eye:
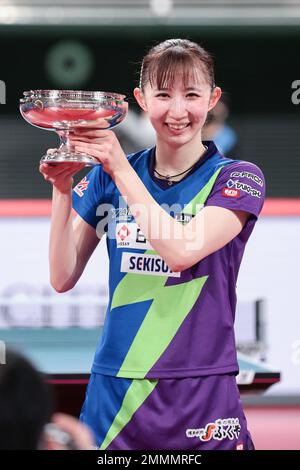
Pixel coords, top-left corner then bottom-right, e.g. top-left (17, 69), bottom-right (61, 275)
top-left (155, 92), bottom-right (170, 98)
top-left (186, 92), bottom-right (201, 98)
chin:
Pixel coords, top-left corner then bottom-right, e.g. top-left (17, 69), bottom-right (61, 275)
top-left (165, 137), bottom-right (193, 148)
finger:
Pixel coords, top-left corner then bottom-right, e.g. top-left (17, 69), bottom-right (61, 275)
top-left (40, 162), bottom-right (85, 177)
top-left (39, 163), bottom-right (57, 174)
top-left (40, 163), bottom-right (72, 176)
top-left (75, 144), bottom-right (103, 154)
top-left (73, 129), bottom-right (114, 138)
top-left (74, 142), bottom-right (106, 151)
top-left (71, 137), bottom-right (110, 146)
top-left (41, 162), bottom-right (84, 170)
top-left (58, 164), bottom-right (86, 177)
top-left (52, 165), bottom-right (85, 178)
top-left (65, 163), bottom-right (86, 175)
top-left (51, 413), bottom-right (95, 450)
top-left (75, 145), bottom-right (102, 163)
top-left (70, 135), bottom-right (99, 142)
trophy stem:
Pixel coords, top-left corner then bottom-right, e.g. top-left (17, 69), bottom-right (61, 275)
top-left (40, 128), bottom-right (99, 165)
top-left (57, 129), bottom-right (74, 154)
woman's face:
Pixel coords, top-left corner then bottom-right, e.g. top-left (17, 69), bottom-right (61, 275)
top-left (134, 69), bottom-right (221, 149)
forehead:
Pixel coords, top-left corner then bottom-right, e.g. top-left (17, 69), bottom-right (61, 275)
top-left (148, 62), bottom-right (209, 90)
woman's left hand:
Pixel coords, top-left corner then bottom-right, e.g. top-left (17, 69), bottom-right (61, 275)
top-left (70, 129), bottom-right (130, 179)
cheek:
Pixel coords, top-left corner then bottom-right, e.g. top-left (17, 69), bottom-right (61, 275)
top-left (190, 104), bottom-right (209, 124)
top-left (196, 111), bottom-right (208, 124)
top-left (148, 104), bottom-right (167, 124)
top-left (148, 116), bottom-right (161, 133)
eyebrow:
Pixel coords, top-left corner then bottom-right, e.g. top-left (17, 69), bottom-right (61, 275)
top-left (185, 87), bottom-right (202, 92)
top-left (154, 87), bottom-right (203, 91)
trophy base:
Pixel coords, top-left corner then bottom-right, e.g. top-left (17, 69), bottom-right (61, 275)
top-left (40, 151), bottom-right (100, 166)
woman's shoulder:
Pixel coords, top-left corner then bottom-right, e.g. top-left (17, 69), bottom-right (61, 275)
top-left (218, 157), bottom-right (265, 183)
top-left (127, 147), bottom-right (154, 164)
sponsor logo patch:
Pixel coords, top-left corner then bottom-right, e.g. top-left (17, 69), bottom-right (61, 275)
top-left (117, 224), bottom-right (131, 242)
top-left (230, 171), bottom-right (264, 187)
top-left (175, 213), bottom-right (194, 224)
top-left (222, 187), bottom-right (240, 198)
top-left (225, 179), bottom-right (261, 198)
top-left (186, 418), bottom-right (241, 442)
top-left (226, 179), bottom-right (237, 189)
top-left (111, 207), bottom-right (133, 221)
top-left (73, 176), bottom-right (89, 197)
top-left (121, 252), bottom-right (180, 277)
top-left (116, 223), bottom-right (153, 249)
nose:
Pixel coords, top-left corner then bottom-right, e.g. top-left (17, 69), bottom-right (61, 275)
top-left (168, 96), bottom-right (188, 120)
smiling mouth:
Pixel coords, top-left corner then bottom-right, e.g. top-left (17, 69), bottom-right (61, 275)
top-left (165, 123), bottom-right (190, 130)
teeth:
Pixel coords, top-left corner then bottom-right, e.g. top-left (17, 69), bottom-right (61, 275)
top-left (167, 123), bottom-right (189, 130)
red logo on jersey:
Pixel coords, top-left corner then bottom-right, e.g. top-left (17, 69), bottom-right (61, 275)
top-left (74, 176), bottom-right (89, 197)
top-left (222, 188), bottom-right (240, 198)
top-left (117, 225), bottom-right (130, 241)
top-left (201, 424), bottom-right (217, 441)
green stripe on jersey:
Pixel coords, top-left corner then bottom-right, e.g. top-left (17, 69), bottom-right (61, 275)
top-left (100, 378), bottom-right (158, 450)
top-left (112, 274), bottom-right (208, 378)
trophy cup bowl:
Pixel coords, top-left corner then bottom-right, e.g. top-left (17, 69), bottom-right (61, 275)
top-left (20, 90), bottom-right (128, 165)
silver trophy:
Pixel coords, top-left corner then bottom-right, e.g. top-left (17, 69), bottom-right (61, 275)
top-left (20, 89), bottom-right (128, 165)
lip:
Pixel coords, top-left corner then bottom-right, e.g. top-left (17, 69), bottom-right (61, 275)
top-left (165, 123), bottom-right (190, 133)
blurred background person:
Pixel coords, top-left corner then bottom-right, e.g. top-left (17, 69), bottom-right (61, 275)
top-left (202, 95), bottom-right (237, 155)
top-left (0, 349), bottom-right (95, 450)
top-left (0, 349), bottom-right (52, 450)
top-left (115, 108), bottom-right (156, 154)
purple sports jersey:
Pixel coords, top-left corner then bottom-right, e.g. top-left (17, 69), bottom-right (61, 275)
top-left (80, 372), bottom-right (255, 450)
top-left (72, 141), bottom-right (266, 379)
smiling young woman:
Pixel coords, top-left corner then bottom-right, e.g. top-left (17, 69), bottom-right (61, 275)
top-left (39, 38), bottom-right (265, 450)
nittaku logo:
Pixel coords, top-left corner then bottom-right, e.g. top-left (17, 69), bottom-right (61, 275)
top-left (74, 176), bottom-right (89, 197)
top-left (186, 418), bottom-right (241, 442)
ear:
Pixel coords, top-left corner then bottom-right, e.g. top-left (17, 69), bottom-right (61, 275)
top-left (208, 87), bottom-right (222, 112)
top-left (133, 87), bottom-right (148, 112)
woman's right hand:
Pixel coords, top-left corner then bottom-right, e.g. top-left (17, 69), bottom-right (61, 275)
top-left (39, 150), bottom-right (86, 193)
top-left (43, 412), bottom-right (96, 450)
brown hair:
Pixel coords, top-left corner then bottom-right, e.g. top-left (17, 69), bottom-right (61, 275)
top-left (139, 38), bottom-right (215, 92)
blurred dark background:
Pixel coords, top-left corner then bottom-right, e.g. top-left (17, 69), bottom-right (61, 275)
top-left (0, 21), bottom-right (299, 197)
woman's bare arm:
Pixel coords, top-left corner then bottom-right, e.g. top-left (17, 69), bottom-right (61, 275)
top-left (40, 162), bottom-right (101, 292)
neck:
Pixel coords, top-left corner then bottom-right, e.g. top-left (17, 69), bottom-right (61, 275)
top-left (155, 136), bottom-right (207, 175)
